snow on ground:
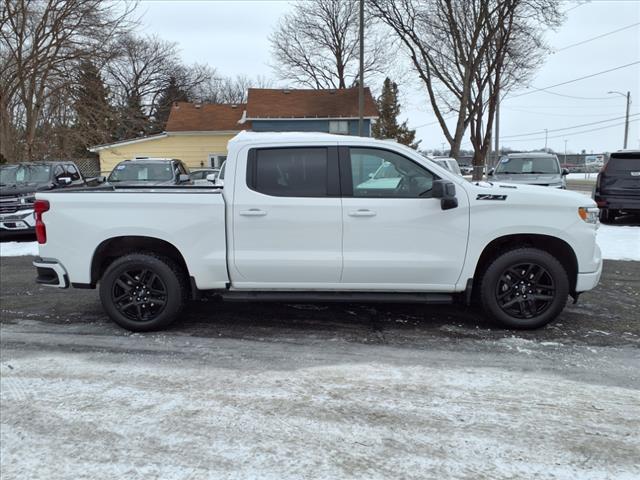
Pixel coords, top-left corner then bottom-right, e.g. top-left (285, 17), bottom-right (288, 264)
top-left (567, 172), bottom-right (597, 181)
top-left (1, 349), bottom-right (639, 480)
top-left (0, 241), bottom-right (38, 257)
top-left (597, 225), bottom-right (640, 261)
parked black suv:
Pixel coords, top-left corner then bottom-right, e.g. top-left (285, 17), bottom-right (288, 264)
top-left (0, 161), bottom-right (94, 236)
top-left (594, 150), bottom-right (640, 223)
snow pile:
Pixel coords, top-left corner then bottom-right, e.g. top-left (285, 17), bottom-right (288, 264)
top-left (597, 225), bottom-right (640, 261)
top-left (0, 241), bottom-right (38, 257)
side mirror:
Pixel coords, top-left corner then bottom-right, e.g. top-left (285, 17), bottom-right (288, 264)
top-left (206, 173), bottom-right (217, 183)
top-left (561, 168), bottom-right (569, 176)
top-left (368, 172), bottom-right (375, 179)
top-left (97, 175), bottom-right (106, 183)
top-left (57, 176), bottom-right (72, 185)
top-left (488, 168), bottom-right (494, 176)
top-left (431, 179), bottom-right (458, 210)
top-left (178, 174), bottom-right (191, 183)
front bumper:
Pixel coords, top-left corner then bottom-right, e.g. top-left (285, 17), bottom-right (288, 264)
top-left (575, 251), bottom-right (603, 293)
top-left (33, 257), bottom-right (69, 288)
top-left (0, 208), bottom-right (36, 232)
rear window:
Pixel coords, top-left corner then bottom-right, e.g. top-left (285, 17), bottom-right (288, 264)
top-left (606, 153), bottom-right (640, 172)
top-left (248, 148), bottom-right (328, 197)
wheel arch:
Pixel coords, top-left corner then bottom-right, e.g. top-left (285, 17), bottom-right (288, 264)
top-left (473, 234), bottom-right (578, 293)
top-left (90, 236), bottom-right (190, 289)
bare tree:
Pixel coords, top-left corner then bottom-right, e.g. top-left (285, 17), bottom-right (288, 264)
top-left (270, 0), bottom-right (387, 89)
top-left (369, 0), bottom-right (561, 178)
top-left (0, 0), bottom-right (134, 161)
top-left (194, 74), bottom-right (274, 104)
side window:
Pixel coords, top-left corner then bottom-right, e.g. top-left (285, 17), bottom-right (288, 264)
top-left (65, 164), bottom-right (80, 181)
top-left (248, 148), bottom-right (328, 197)
top-left (178, 161), bottom-right (189, 175)
top-left (53, 164), bottom-right (65, 180)
top-left (349, 148), bottom-right (436, 198)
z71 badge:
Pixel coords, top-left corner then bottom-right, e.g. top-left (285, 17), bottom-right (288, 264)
top-left (477, 194), bottom-right (507, 201)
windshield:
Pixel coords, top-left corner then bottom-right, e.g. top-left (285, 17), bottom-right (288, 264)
top-left (495, 156), bottom-right (559, 174)
top-left (108, 162), bottom-right (175, 182)
top-left (0, 164), bottom-right (51, 185)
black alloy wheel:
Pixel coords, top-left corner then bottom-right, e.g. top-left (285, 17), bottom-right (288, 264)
top-left (99, 253), bottom-right (186, 332)
top-left (111, 268), bottom-right (168, 322)
top-left (479, 248), bottom-right (569, 329)
top-left (495, 262), bottom-right (555, 319)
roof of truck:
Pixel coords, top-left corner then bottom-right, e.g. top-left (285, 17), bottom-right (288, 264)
top-left (229, 130), bottom-right (389, 145)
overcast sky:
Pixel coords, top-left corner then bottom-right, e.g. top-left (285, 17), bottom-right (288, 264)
top-left (139, 0), bottom-right (640, 153)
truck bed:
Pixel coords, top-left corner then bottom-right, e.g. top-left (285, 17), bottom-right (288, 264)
top-left (37, 187), bottom-right (228, 290)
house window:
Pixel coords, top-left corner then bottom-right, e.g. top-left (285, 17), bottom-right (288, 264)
top-left (208, 154), bottom-right (227, 168)
top-left (329, 120), bottom-right (349, 135)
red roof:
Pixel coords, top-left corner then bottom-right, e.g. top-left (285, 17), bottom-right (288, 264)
top-left (165, 103), bottom-right (247, 132)
top-left (245, 88), bottom-right (378, 119)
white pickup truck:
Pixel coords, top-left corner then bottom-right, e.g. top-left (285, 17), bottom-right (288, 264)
top-left (32, 132), bottom-right (602, 331)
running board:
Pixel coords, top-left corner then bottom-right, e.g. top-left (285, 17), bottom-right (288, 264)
top-left (219, 291), bottom-right (454, 304)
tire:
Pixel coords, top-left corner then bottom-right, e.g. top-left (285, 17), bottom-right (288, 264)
top-left (99, 252), bottom-right (187, 332)
top-left (599, 208), bottom-right (617, 224)
top-left (479, 248), bottom-right (569, 329)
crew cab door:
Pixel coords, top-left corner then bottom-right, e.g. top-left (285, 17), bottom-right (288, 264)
top-left (339, 146), bottom-right (469, 290)
top-left (231, 145), bottom-right (342, 287)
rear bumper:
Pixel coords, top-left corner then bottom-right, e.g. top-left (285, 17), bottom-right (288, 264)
top-left (33, 257), bottom-right (69, 289)
top-left (594, 194), bottom-right (640, 211)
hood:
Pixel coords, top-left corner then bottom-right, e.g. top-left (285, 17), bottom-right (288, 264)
top-left (468, 181), bottom-right (593, 208)
top-left (0, 182), bottom-right (54, 196)
top-left (491, 173), bottom-right (562, 185)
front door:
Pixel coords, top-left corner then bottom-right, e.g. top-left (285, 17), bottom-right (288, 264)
top-left (340, 147), bottom-right (469, 290)
top-left (231, 146), bottom-right (343, 287)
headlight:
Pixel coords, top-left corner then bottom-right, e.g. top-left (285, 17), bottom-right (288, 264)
top-left (19, 195), bottom-right (36, 205)
top-left (578, 207), bottom-right (599, 224)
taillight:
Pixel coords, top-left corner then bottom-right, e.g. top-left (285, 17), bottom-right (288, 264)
top-left (34, 199), bottom-right (49, 244)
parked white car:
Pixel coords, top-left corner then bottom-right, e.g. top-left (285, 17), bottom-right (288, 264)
top-left (32, 131), bottom-right (601, 332)
top-left (432, 157), bottom-right (462, 176)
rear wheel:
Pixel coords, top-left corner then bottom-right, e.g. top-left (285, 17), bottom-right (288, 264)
top-left (99, 253), bottom-right (187, 332)
top-left (479, 248), bottom-right (569, 329)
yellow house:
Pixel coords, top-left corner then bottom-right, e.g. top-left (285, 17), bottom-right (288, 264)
top-left (90, 103), bottom-right (248, 174)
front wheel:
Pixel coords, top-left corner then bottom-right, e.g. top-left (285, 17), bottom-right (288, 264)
top-left (479, 248), bottom-right (569, 329)
top-left (99, 253), bottom-right (187, 332)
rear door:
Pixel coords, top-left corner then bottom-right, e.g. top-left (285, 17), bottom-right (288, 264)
top-left (231, 145), bottom-right (343, 287)
top-left (600, 152), bottom-right (640, 196)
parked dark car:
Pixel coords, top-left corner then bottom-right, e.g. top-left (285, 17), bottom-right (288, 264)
top-left (107, 158), bottom-right (192, 186)
top-left (0, 161), bottom-right (91, 236)
top-left (594, 150), bottom-right (640, 223)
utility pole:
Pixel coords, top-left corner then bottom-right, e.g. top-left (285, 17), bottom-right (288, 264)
top-left (494, 95), bottom-right (500, 157)
top-left (544, 129), bottom-right (548, 151)
top-left (564, 139), bottom-right (568, 165)
top-left (358, 0), bottom-right (364, 137)
top-left (608, 90), bottom-right (631, 149)
top-left (624, 91), bottom-right (630, 149)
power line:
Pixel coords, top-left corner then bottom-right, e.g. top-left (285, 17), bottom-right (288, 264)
top-left (501, 113), bottom-right (639, 139)
top-left (554, 22), bottom-right (639, 52)
top-left (503, 119), bottom-right (638, 143)
top-left (501, 106), bottom-right (636, 118)
top-left (509, 61), bottom-right (640, 99)
top-left (563, 1), bottom-right (590, 14)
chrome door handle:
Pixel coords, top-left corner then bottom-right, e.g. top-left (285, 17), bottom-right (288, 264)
top-left (239, 209), bottom-right (267, 217)
top-left (348, 209), bottom-right (376, 217)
